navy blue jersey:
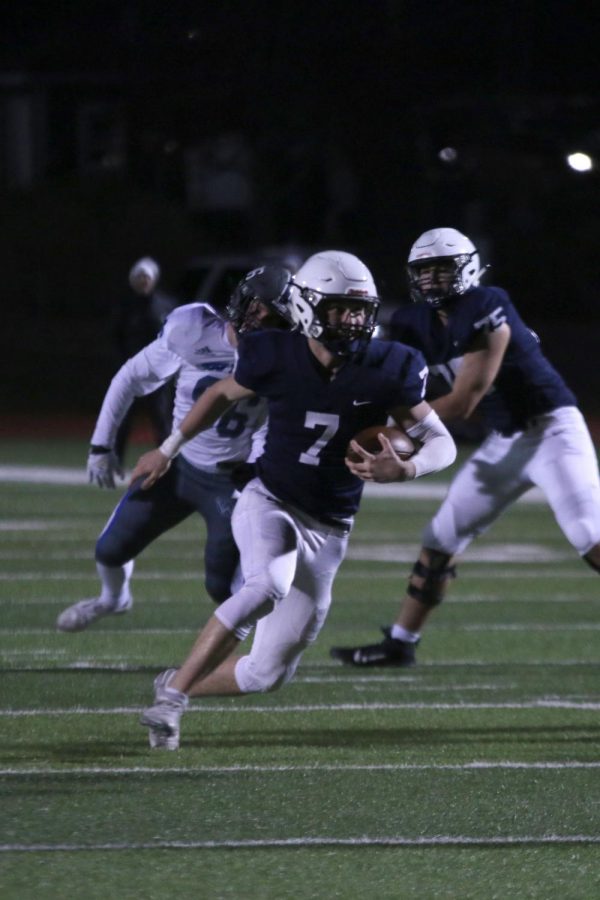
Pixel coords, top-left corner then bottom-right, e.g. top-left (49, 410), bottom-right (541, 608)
top-left (234, 330), bottom-right (428, 520)
top-left (389, 285), bottom-right (576, 435)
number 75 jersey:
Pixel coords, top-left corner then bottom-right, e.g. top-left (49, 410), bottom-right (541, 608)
top-left (92, 302), bottom-right (267, 470)
top-left (389, 284), bottom-right (576, 435)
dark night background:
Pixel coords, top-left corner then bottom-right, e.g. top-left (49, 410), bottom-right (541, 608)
top-left (1, 1), bottom-right (600, 425)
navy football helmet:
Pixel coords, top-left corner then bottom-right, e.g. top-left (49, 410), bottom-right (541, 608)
top-left (226, 265), bottom-right (295, 334)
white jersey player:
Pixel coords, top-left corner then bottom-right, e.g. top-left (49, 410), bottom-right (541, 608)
top-left (56, 266), bottom-right (295, 635)
top-left (92, 302), bottom-right (268, 473)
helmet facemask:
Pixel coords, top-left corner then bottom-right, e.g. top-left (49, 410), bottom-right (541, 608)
top-left (226, 266), bottom-right (295, 335)
top-left (407, 255), bottom-right (476, 307)
top-left (227, 296), bottom-right (291, 334)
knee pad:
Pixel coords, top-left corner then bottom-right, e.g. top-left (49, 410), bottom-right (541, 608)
top-left (234, 652), bottom-right (301, 694)
top-left (406, 557), bottom-right (457, 608)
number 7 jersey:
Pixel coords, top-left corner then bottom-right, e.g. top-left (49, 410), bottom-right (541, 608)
top-left (234, 330), bottom-right (428, 521)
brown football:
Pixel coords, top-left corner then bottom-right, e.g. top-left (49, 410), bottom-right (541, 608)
top-left (347, 424), bottom-right (416, 461)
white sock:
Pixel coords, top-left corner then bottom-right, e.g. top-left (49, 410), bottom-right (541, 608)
top-left (390, 624), bottom-right (420, 643)
top-left (97, 560), bottom-right (134, 608)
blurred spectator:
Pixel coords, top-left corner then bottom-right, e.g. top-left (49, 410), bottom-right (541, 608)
top-left (113, 257), bottom-right (177, 463)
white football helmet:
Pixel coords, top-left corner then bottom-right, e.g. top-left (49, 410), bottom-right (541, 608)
top-left (407, 227), bottom-right (485, 306)
top-left (290, 250), bottom-right (380, 356)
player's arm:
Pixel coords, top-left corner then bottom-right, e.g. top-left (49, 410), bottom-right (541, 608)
top-left (130, 375), bottom-right (256, 489)
top-left (88, 341), bottom-right (180, 489)
top-left (347, 400), bottom-right (456, 483)
top-left (431, 324), bottom-right (510, 422)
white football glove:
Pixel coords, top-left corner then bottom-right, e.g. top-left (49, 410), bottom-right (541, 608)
top-left (87, 446), bottom-right (124, 489)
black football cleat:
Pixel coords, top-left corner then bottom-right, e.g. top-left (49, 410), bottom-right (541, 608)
top-left (330, 626), bottom-right (418, 667)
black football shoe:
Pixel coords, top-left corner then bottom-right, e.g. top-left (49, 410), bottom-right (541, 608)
top-left (330, 626), bottom-right (418, 667)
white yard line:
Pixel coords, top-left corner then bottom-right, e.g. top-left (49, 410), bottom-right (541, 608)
top-left (2, 699), bottom-right (600, 717)
top-left (0, 548), bottom-right (568, 563)
top-left (0, 572), bottom-right (207, 581)
top-left (0, 463), bottom-right (548, 503)
top-left (1, 834), bottom-right (599, 852)
top-left (1, 587), bottom-right (596, 606)
top-left (2, 761), bottom-right (600, 776)
top-left (3, 622), bottom-right (600, 635)
top-left (0, 556), bottom-right (592, 583)
top-left (1, 655), bottom-right (596, 668)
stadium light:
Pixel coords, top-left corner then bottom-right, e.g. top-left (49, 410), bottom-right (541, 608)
top-left (438, 147), bottom-right (458, 163)
top-left (566, 152), bottom-right (593, 172)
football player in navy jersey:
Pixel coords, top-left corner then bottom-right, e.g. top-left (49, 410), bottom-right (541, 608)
top-left (132, 250), bottom-right (456, 749)
top-left (330, 227), bottom-right (600, 667)
top-left (56, 266), bottom-right (294, 646)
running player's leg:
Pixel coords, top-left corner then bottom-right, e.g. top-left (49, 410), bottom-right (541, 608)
top-left (231, 516), bottom-right (348, 694)
top-left (331, 431), bottom-right (533, 665)
top-left (529, 407), bottom-right (600, 568)
top-left (139, 480), bottom-right (301, 740)
top-left (57, 462), bottom-right (193, 631)
top-left (175, 458), bottom-right (240, 604)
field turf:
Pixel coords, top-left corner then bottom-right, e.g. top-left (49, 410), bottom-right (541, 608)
top-left (1, 438), bottom-right (599, 898)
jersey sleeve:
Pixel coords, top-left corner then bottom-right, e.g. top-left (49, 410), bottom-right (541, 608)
top-left (383, 342), bottom-right (429, 409)
top-left (471, 286), bottom-right (512, 333)
top-left (399, 345), bottom-right (429, 406)
top-left (90, 337), bottom-right (180, 448)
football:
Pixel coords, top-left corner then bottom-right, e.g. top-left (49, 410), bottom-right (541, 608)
top-left (347, 424), bottom-right (416, 461)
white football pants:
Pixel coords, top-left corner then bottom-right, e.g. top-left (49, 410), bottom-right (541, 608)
top-left (214, 478), bottom-right (351, 693)
top-left (424, 406), bottom-right (600, 557)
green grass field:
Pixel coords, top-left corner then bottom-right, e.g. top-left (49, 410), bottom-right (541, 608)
top-left (1, 438), bottom-right (599, 899)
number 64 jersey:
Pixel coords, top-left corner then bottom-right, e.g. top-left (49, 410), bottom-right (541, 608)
top-left (91, 303), bottom-right (267, 469)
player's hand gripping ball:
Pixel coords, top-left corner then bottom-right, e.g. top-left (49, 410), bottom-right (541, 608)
top-left (346, 424), bottom-right (415, 462)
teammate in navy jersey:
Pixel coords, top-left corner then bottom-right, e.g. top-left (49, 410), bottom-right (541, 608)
top-left (330, 227), bottom-right (600, 667)
top-left (56, 266), bottom-right (294, 647)
top-left (132, 250), bottom-right (456, 749)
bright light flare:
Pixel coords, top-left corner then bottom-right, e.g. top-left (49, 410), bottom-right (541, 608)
top-left (438, 147), bottom-right (458, 163)
top-left (566, 152), bottom-right (593, 172)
